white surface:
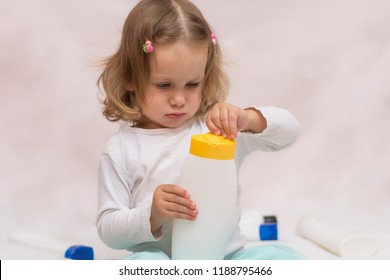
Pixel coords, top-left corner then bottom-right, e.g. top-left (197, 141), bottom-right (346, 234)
top-left (1, 0), bottom-right (390, 259)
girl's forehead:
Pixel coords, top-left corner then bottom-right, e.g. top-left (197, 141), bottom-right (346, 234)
top-left (153, 40), bottom-right (208, 60)
top-left (150, 41), bottom-right (208, 81)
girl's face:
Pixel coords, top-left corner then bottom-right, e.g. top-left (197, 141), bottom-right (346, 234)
top-left (139, 41), bottom-right (208, 129)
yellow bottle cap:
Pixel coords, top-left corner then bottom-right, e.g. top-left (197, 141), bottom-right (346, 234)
top-left (190, 132), bottom-right (236, 160)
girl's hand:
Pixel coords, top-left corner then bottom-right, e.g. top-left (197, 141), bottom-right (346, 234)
top-left (150, 184), bottom-right (198, 235)
top-left (206, 103), bottom-right (246, 139)
top-left (206, 103), bottom-right (267, 139)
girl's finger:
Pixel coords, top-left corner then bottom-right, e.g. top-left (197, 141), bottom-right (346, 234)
top-left (218, 105), bottom-right (230, 138)
top-left (165, 201), bottom-right (198, 216)
top-left (205, 112), bottom-right (220, 135)
top-left (209, 107), bottom-right (224, 132)
top-left (159, 184), bottom-right (190, 198)
top-left (159, 201), bottom-right (198, 221)
top-left (227, 109), bottom-right (238, 139)
top-left (164, 192), bottom-right (196, 210)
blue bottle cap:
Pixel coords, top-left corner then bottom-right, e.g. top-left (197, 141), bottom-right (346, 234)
top-left (259, 223), bottom-right (278, 241)
top-left (65, 245), bottom-right (94, 260)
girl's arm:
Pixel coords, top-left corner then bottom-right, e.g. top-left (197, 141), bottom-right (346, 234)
top-left (236, 106), bottom-right (300, 158)
top-left (97, 154), bottom-right (198, 249)
top-left (97, 154), bottom-right (153, 250)
top-left (206, 103), bottom-right (300, 151)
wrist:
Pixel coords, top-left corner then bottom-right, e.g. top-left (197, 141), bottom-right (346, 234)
top-left (244, 107), bottom-right (267, 133)
top-left (150, 215), bottom-right (162, 235)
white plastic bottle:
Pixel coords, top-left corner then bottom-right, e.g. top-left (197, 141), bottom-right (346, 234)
top-left (171, 132), bottom-right (237, 260)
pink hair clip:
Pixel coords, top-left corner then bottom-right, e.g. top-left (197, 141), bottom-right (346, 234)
top-left (143, 39), bottom-right (154, 54)
top-left (211, 33), bottom-right (217, 45)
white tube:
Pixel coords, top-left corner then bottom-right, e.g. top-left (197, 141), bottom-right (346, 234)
top-left (296, 217), bottom-right (377, 258)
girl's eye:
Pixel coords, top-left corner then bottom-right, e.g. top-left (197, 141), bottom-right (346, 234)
top-left (156, 83), bottom-right (171, 89)
top-left (186, 82), bottom-right (200, 88)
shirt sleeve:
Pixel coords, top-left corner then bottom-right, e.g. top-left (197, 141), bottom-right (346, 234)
top-left (235, 106), bottom-right (300, 161)
top-left (96, 151), bottom-right (158, 250)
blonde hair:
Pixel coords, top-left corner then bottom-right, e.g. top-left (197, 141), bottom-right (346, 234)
top-left (97, 0), bottom-right (229, 125)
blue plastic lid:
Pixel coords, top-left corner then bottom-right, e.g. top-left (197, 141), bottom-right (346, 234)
top-left (65, 245), bottom-right (94, 260)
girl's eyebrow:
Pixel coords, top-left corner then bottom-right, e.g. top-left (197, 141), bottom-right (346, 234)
top-left (151, 75), bottom-right (205, 82)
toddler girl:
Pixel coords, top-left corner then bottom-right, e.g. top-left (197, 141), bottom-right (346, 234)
top-left (97, 0), bottom-right (305, 260)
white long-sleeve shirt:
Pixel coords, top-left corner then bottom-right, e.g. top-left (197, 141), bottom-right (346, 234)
top-left (97, 106), bottom-right (299, 257)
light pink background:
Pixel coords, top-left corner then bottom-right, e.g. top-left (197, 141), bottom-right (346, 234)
top-left (1, 0), bottom-right (389, 259)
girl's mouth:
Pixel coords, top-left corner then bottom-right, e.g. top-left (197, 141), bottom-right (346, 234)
top-left (165, 113), bottom-right (186, 119)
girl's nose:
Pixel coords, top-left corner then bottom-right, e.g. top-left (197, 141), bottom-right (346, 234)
top-left (169, 90), bottom-right (185, 107)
